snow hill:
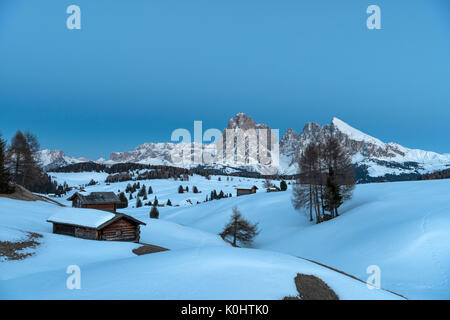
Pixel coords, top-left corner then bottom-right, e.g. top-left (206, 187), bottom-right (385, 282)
top-left (2, 172), bottom-right (450, 299)
top-left (0, 188), bottom-right (396, 300)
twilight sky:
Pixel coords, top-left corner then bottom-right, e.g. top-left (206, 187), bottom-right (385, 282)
top-left (1, 0), bottom-right (449, 159)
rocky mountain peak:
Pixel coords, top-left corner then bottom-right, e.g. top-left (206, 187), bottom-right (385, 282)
top-left (227, 113), bottom-right (269, 130)
top-left (280, 128), bottom-right (300, 157)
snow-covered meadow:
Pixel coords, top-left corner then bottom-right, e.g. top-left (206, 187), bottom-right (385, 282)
top-left (1, 171), bottom-right (450, 299)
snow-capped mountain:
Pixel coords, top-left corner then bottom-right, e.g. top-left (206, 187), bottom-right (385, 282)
top-left (280, 117), bottom-right (450, 179)
top-left (39, 114), bottom-right (450, 181)
top-left (37, 150), bottom-right (88, 171)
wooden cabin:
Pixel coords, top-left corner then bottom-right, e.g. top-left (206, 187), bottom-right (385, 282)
top-left (47, 211), bottom-right (146, 242)
top-left (236, 185), bottom-right (258, 197)
top-left (67, 192), bottom-right (121, 212)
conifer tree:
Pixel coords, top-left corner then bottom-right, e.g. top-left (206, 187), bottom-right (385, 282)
top-left (150, 205), bottom-right (159, 219)
top-left (118, 192), bottom-right (128, 209)
top-left (219, 206), bottom-right (259, 247)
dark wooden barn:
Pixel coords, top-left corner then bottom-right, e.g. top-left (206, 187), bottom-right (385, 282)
top-left (236, 185), bottom-right (258, 197)
top-left (47, 211), bottom-right (146, 242)
top-left (67, 192), bottom-right (121, 212)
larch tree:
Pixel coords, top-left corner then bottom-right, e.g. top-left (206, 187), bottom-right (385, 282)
top-left (0, 134), bottom-right (13, 194)
top-left (219, 206), bottom-right (259, 247)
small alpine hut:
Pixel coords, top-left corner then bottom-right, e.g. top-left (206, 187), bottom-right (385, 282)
top-left (236, 185), bottom-right (258, 197)
top-left (67, 192), bottom-right (121, 212)
top-left (47, 210), bottom-right (146, 242)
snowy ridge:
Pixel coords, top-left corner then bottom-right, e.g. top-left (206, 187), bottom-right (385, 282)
top-left (331, 117), bottom-right (385, 147)
top-left (38, 114), bottom-right (450, 179)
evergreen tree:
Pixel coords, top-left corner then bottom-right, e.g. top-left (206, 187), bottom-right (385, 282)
top-left (193, 186), bottom-right (199, 193)
top-left (129, 192), bottom-right (133, 200)
top-left (280, 180), bottom-right (287, 191)
top-left (178, 185), bottom-right (184, 193)
top-left (118, 192), bottom-right (128, 209)
top-left (153, 196), bottom-right (158, 206)
top-left (136, 197), bottom-right (142, 208)
top-left (166, 199), bottom-right (172, 206)
top-left (148, 186), bottom-right (153, 194)
top-left (219, 206), bottom-right (259, 247)
top-left (150, 205), bottom-right (159, 219)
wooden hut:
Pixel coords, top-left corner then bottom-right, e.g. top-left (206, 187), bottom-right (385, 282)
top-left (67, 192), bottom-right (121, 212)
top-left (236, 185), bottom-right (258, 197)
top-left (47, 210), bottom-right (146, 242)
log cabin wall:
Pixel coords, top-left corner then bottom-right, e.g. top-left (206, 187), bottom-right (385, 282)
top-left (54, 223), bottom-right (75, 237)
top-left (85, 203), bottom-right (116, 212)
top-left (237, 189), bottom-right (253, 196)
top-left (100, 218), bottom-right (139, 242)
top-left (74, 226), bottom-right (98, 240)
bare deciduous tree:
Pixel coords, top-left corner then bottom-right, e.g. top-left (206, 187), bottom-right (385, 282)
top-left (292, 136), bottom-right (354, 223)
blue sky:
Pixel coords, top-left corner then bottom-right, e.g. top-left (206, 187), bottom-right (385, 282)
top-left (1, 0), bottom-right (449, 159)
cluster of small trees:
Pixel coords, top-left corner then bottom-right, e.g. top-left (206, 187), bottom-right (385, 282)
top-left (207, 189), bottom-right (232, 201)
top-left (178, 185), bottom-right (200, 194)
top-left (292, 136), bottom-right (355, 224)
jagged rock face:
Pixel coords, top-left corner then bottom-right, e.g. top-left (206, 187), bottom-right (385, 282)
top-left (110, 143), bottom-right (175, 163)
top-left (290, 119), bottom-right (407, 162)
top-left (219, 113), bottom-right (278, 174)
top-left (39, 114), bottom-right (450, 179)
top-left (38, 150), bottom-right (87, 171)
top-left (226, 113), bottom-right (270, 131)
top-left (280, 128), bottom-right (300, 157)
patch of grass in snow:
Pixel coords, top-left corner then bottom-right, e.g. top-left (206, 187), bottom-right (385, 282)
top-left (0, 232), bottom-right (42, 261)
top-left (283, 273), bottom-right (339, 300)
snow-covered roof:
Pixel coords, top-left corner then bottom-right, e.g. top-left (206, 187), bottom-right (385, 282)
top-left (47, 209), bottom-right (116, 229)
top-left (67, 192), bottom-right (121, 205)
top-left (47, 209), bottom-right (146, 229)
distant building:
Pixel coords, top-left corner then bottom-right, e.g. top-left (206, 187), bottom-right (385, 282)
top-left (236, 186), bottom-right (258, 197)
top-left (47, 210), bottom-right (146, 242)
top-left (67, 192), bottom-right (121, 212)
top-left (266, 186), bottom-right (281, 192)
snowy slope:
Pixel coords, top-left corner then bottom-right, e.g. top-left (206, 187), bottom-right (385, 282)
top-left (0, 196), bottom-right (400, 299)
top-left (1, 246), bottom-right (398, 300)
top-left (159, 179), bottom-right (450, 299)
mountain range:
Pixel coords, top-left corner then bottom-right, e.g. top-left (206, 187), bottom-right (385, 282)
top-left (39, 114), bottom-right (450, 181)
